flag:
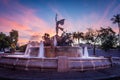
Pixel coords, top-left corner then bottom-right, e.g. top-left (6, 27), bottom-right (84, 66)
top-left (57, 19), bottom-right (65, 25)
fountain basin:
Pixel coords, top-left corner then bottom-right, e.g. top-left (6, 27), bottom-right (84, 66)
top-left (0, 55), bottom-right (111, 72)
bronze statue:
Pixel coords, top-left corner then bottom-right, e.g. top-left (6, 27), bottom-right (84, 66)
top-left (55, 14), bottom-right (65, 35)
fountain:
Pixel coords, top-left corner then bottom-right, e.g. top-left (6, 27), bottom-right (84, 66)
top-left (24, 43), bottom-right (31, 57)
top-left (83, 47), bottom-right (89, 58)
top-left (38, 41), bottom-right (44, 58)
top-left (0, 14), bottom-right (111, 72)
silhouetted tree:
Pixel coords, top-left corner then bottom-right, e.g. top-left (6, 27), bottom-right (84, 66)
top-left (98, 27), bottom-right (117, 51)
top-left (42, 33), bottom-right (51, 46)
top-left (73, 32), bottom-right (78, 42)
top-left (72, 32), bottom-right (84, 44)
top-left (92, 30), bottom-right (99, 55)
top-left (19, 44), bottom-right (27, 52)
top-left (10, 30), bottom-right (18, 45)
top-left (77, 32), bottom-right (84, 44)
top-left (111, 14), bottom-right (120, 46)
top-left (84, 28), bottom-right (99, 55)
top-left (9, 30), bottom-right (18, 53)
top-left (0, 32), bottom-right (11, 52)
top-left (58, 32), bottom-right (73, 46)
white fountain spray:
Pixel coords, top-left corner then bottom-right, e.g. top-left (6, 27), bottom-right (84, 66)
top-left (24, 43), bottom-right (31, 57)
top-left (54, 36), bottom-right (57, 46)
top-left (80, 47), bottom-right (83, 57)
top-left (38, 41), bottom-right (44, 58)
top-left (83, 46), bottom-right (89, 58)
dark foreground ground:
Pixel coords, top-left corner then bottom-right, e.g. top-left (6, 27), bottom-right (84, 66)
top-left (0, 64), bottom-right (120, 80)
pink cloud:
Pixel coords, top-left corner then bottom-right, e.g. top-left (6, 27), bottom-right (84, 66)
top-left (18, 38), bottom-right (29, 45)
top-left (0, 0), bottom-right (119, 45)
top-left (0, 2), bottom-right (56, 44)
top-left (0, 18), bottom-right (31, 32)
top-left (1, 0), bottom-right (10, 5)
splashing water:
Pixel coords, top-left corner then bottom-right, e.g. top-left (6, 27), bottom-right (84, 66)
top-left (24, 43), bottom-right (31, 57)
top-left (78, 47), bottom-right (83, 57)
top-left (80, 47), bottom-right (84, 57)
top-left (38, 41), bottom-right (44, 58)
top-left (83, 46), bottom-right (89, 58)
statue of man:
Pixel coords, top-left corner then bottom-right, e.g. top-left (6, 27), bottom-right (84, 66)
top-left (55, 14), bottom-right (65, 35)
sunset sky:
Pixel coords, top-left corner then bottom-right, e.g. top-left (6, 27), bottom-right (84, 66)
top-left (0, 0), bottom-right (120, 45)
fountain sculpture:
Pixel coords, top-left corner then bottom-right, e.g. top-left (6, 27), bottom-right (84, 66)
top-left (0, 14), bottom-right (111, 72)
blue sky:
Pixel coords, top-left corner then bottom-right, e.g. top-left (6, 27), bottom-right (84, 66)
top-left (0, 0), bottom-right (120, 44)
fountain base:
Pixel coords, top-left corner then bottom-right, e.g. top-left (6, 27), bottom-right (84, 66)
top-left (0, 55), bottom-right (111, 72)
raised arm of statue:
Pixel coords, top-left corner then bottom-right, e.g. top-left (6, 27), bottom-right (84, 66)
top-left (55, 14), bottom-right (65, 35)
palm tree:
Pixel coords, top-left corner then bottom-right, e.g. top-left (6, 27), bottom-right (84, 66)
top-left (111, 14), bottom-right (120, 45)
top-left (77, 32), bottom-right (84, 44)
top-left (73, 32), bottom-right (78, 43)
top-left (72, 32), bottom-right (84, 44)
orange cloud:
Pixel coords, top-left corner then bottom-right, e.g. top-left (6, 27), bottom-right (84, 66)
top-left (18, 38), bottom-right (29, 46)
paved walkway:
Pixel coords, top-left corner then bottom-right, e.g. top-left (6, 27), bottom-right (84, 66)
top-left (0, 64), bottom-right (120, 80)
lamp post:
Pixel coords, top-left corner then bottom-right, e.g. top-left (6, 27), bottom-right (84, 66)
top-left (93, 36), bottom-right (96, 56)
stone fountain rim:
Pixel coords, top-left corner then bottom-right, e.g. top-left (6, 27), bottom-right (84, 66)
top-left (29, 46), bottom-right (82, 49)
top-left (2, 55), bottom-right (109, 60)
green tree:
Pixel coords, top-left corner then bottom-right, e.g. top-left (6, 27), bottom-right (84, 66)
top-left (9, 30), bottom-right (18, 53)
top-left (9, 29), bottom-right (18, 45)
top-left (111, 14), bottom-right (120, 46)
top-left (98, 27), bottom-right (117, 51)
top-left (0, 32), bottom-right (10, 52)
